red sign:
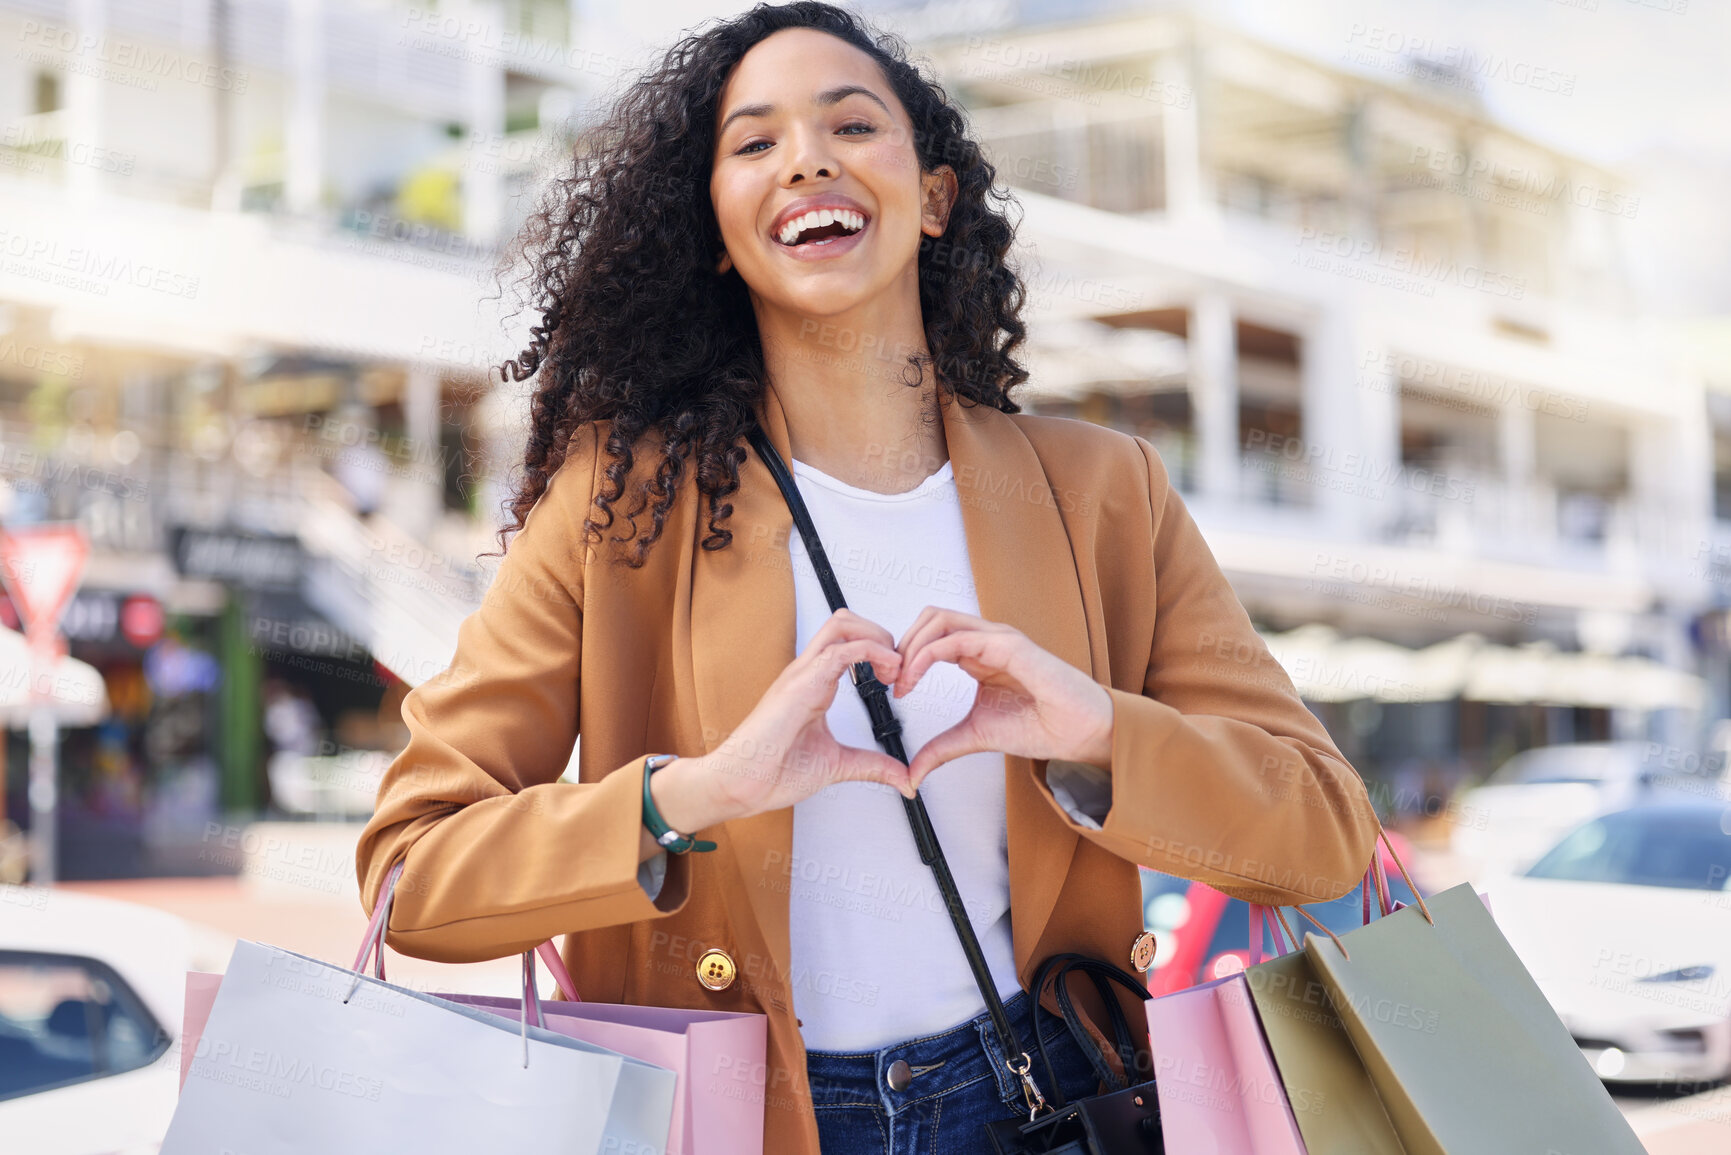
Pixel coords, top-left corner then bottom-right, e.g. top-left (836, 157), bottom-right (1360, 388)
top-left (0, 525), bottom-right (91, 638)
top-left (121, 594), bottom-right (165, 648)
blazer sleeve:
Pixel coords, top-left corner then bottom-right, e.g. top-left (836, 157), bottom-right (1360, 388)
top-left (1038, 436), bottom-right (1380, 906)
top-left (353, 424), bottom-right (692, 964)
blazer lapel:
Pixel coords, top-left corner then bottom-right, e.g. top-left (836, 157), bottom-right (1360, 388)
top-left (690, 386), bottom-right (1093, 1001)
top-left (941, 401), bottom-right (1091, 981)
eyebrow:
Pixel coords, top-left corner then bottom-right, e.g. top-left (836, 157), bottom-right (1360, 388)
top-left (718, 84), bottom-right (893, 138)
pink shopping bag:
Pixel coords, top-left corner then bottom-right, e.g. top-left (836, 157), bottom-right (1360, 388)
top-left (181, 860), bottom-right (767, 1155)
top-left (445, 995), bottom-right (766, 1155)
top-left (1146, 906), bottom-right (1308, 1155)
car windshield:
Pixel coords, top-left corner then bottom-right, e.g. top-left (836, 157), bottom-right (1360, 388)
top-left (1524, 807), bottom-right (1731, 890)
top-left (1488, 745), bottom-right (1627, 787)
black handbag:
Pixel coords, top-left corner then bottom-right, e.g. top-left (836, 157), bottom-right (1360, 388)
top-left (983, 954), bottom-right (1164, 1154)
top-left (746, 427), bottom-right (1163, 1154)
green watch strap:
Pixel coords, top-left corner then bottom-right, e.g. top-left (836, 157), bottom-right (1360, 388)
top-left (640, 754), bottom-right (716, 854)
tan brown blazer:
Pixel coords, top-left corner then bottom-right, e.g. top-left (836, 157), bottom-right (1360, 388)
top-left (355, 383), bottom-right (1380, 1154)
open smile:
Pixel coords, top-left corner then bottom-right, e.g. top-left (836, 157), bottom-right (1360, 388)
top-left (770, 199), bottom-right (872, 260)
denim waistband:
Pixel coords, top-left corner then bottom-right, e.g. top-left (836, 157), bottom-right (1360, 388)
top-left (803, 988), bottom-right (1064, 1113)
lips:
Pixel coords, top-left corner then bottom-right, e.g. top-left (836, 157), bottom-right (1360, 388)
top-left (771, 197), bottom-right (871, 249)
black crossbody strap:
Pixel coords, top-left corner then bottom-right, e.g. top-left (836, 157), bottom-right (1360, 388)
top-left (746, 426), bottom-right (1044, 1109)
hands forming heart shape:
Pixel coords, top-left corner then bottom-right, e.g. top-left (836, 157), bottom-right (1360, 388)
top-left (890, 605), bottom-right (1115, 791)
top-left (695, 607), bottom-right (1115, 824)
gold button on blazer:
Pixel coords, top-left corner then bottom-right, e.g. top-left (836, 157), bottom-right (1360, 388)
top-left (356, 383), bottom-right (1380, 1154)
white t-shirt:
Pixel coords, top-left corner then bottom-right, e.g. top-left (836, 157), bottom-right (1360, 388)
top-left (780, 455), bottom-right (1022, 1052)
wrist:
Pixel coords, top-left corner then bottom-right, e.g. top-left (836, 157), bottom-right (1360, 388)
top-left (649, 754), bottom-right (745, 835)
top-left (1073, 684), bottom-right (1115, 771)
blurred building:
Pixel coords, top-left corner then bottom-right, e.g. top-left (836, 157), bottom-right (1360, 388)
top-left (912, 6), bottom-right (1715, 797)
top-left (3, 0), bottom-right (1726, 875)
top-left (0, 0), bottom-right (601, 877)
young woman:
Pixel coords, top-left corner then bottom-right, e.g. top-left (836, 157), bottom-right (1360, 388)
top-left (355, 4), bottom-right (1380, 1152)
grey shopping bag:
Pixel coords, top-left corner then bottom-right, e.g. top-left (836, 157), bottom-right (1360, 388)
top-left (162, 938), bottom-right (675, 1155)
top-left (1301, 881), bottom-right (1643, 1155)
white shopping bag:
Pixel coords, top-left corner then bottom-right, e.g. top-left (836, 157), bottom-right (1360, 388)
top-left (162, 938), bottom-right (675, 1155)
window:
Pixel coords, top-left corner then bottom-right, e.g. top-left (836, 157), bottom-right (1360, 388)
top-left (1488, 744), bottom-right (1631, 787)
top-left (1710, 394), bottom-right (1731, 521)
top-left (32, 72), bottom-right (60, 116)
top-left (0, 951), bottom-right (168, 1101)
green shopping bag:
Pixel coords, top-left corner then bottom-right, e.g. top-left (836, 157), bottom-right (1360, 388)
top-left (1242, 874), bottom-right (1407, 1154)
top-left (1299, 880), bottom-right (1642, 1154)
top-left (1243, 947), bottom-right (1406, 1154)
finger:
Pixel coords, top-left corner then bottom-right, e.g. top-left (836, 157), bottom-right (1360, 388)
top-left (894, 604), bottom-right (945, 654)
top-left (895, 611), bottom-right (1009, 694)
top-left (804, 638), bottom-right (901, 701)
top-left (899, 629), bottom-right (1005, 697)
top-left (828, 743), bottom-right (916, 800)
top-left (804, 607), bottom-right (895, 657)
top-left (895, 606), bottom-right (983, 656)
top-left (907, 720), bottom-right (986, 791)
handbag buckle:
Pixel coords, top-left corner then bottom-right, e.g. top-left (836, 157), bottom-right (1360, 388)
top-left (1005, 1051), bottom-right (1050, 1121)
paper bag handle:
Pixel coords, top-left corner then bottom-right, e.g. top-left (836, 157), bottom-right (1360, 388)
top-left (1370, 823), bottom-right (1433, 926)
top-left (1247, 903), bottom-right (1300, 966)
top-left (356, 858), bottom-right (582, 1002)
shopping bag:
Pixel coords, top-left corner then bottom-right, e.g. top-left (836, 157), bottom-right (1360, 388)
top-left (447, 995), bottom-right (767, 1155)
top-left (168, 858), bottom-right (678, 1155)
top-left (162, 939), bottom-right (674, 1155)
top-left (1243, 895), bottom-right (1405, 1154)
top-left (1302, 879), bottom-right (1644, 1155)
top-left (355, 859), bottom-right (766, 1155)
top-left (1145, 905), bottom-right (1307, 1154)
top-left (181, 966), bottom-right (761, 1155)
top-left (178, 970), bottom-right (220, 1091)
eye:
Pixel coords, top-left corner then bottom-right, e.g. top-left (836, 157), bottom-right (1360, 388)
top-left (838, 122), bottom-right (875, 136)
top-left (735, 139), bottom-right (773, 156)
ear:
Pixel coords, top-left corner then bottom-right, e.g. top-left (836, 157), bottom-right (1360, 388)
top-left (920, 165), bottom-right (958, 238)
top-left (716, 251), bottom-right (734, 275)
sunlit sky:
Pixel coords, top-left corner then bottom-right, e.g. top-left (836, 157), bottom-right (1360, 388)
top-left (572, 0), bottom-right (1731, 312)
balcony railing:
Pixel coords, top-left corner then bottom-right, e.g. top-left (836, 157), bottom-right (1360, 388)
top-left (1380, 473), bottom-right (1639, 568)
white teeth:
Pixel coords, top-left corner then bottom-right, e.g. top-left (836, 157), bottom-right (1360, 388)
top-left (777, 208), bottom-right (866, 245)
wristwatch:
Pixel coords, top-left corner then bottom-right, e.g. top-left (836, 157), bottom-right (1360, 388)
top-left (640, 753), bottom-right (717, 854)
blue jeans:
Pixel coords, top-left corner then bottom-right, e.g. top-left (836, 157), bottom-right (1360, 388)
top-left (803, 987), bottom-right (1108, 1155)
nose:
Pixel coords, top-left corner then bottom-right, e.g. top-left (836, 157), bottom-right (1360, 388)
top-left (781, 124), bottom-right (838, 185)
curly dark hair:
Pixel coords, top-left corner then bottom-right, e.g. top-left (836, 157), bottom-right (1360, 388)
top-left (493, 1), bottom-right (1028, 566)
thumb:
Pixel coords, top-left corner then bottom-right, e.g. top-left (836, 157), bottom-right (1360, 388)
top-left (833, 745), bottom-right (917, 800)
top-left (907, 722), bottom-right (985, 792)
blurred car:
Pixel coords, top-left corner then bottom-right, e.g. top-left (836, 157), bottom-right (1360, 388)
top-left (1448, 741), bottom-right (1717, 882)
top-left (0, 886), bottom-right (209, 1155)
top-left (1491, 800), bottom-right (1731, 1084)
top-left (1139, 830), bottom-right (1424, 996)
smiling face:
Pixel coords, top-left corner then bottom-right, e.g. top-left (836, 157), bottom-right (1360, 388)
top-left (710, 27), bottom-right (955, 320)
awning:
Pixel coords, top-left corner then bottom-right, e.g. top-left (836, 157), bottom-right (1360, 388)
top-left (1259, 625), bottom-right (1704, 711)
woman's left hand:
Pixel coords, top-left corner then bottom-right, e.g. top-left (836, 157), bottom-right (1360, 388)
top-left (893, 608), bottom-right (1114, 791)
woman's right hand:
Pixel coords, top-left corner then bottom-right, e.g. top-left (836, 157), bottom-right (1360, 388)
top-left (650, 609), bottom-right (916, 836)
